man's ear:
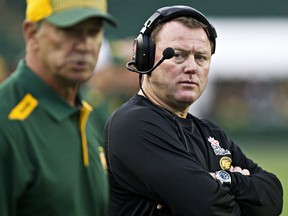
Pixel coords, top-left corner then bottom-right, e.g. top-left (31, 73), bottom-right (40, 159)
top-left (22, 20), bottom-right (39, 43)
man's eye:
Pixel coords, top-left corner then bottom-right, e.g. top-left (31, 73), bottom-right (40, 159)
top-left (174, 52), bottom-right (185, 58)
top-left (174, 52), bottom-right (187, 63)
top-left (195, 55), bottom-right (207, 61)
top-left (89, 28), bottom-right (101, 36)
top-left (174, 53), bottom-right (180, 58)
top-left (62, 28), bottom-right (77, 35)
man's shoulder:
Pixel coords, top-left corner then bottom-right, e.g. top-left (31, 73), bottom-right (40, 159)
top-left (106, 96), bottom-right (164, 130)
top-left (114, 95), bottom-right (163, 119)
top-left (0, 78), bottom-right (21, 118)
top-left (0, 79), bottom-right (38, 126)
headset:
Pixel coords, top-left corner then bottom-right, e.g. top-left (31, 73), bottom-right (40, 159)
top-left (126, 5), bottom-right (217, 73)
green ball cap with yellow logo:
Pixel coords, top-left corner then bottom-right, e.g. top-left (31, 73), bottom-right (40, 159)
top-left (26, 0), bottom-right (117, 27)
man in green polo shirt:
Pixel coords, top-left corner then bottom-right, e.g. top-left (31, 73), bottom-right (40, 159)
top-left (0, 0), bottom-right (116, 215)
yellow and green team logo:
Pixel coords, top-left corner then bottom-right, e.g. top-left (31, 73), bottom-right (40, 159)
top-left (9, 93), bottom-right (38, 120)
top-left (219, 156), bottom-right (232, 170)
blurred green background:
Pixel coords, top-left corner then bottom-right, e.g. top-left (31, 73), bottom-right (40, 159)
top-left (0, 0), bottom-right (287, 214)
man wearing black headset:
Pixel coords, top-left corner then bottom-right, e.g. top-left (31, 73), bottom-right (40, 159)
top-left (104, 5), bottom-right (283, 216)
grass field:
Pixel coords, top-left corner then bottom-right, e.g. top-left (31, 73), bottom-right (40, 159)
top-left (234, 137), bottom-right (288, 216)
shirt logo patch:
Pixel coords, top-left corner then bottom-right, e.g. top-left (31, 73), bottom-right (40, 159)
top-left (208, 136), bottom-right (231, 156)
top-left (220, 156), bottom-right (232, 170)
top-left (8, 93), bottom-right (38, 121)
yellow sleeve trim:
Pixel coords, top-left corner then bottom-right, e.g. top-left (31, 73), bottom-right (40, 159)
top-left (8, 93), bottom-right (38, 121)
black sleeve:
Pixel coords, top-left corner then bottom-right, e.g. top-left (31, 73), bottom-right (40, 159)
top-left (106, 107), bottom-right (241, 215)
top-left (202, 120), bottom-right (283, 216)
top-left (229, 141), bottom-right (283, 216)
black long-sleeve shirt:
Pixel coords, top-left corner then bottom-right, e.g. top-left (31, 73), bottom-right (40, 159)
top-left (104, 95), bottom-right (283, 216)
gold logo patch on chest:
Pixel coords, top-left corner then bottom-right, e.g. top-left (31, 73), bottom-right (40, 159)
top-left (220, 156), bottom-right (232, 170)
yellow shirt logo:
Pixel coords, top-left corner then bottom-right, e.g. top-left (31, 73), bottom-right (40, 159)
top-left (8, 93), bottom-right (38, 120)
top-left (220, 156), bottom-right (232, 170)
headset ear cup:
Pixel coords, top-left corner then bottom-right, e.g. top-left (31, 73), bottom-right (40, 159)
top-left (134, 34), bottom-right (155, 71)
top-left (147, 37), bottom-right (155, 71)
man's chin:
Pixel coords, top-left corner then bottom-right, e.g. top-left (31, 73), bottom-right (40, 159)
top-left (68, 70), bottom-right (94, 82)
top-left (178, 94), bottom-right (198, 105)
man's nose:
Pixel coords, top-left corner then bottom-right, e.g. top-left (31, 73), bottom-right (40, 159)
top-left (184, 56), bottom-right (197, 73)
top-left (74, 32), bottom-right (92, 51)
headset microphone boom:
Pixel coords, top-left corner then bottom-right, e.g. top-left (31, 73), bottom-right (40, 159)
top-left (126, 47), bottom-right (175, 74)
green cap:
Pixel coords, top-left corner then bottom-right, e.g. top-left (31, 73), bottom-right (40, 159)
top-left (26, 0), bottom-right (117, 27)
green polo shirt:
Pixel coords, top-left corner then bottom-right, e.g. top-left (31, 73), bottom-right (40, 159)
top-left (0, 61), bottom-right (108, 216)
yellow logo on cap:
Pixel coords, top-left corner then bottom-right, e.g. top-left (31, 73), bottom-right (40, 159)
top-left (26, 0), bottom-right (53, 22)
top-left (219, 156), bottom-right (232, 170)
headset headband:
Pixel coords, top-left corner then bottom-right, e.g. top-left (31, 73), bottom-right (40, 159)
top-left (140, 5), bottom-right (217, 54)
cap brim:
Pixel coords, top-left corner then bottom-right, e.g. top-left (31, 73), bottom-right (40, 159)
top-left (46, 8), bottom-right (117, 27)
